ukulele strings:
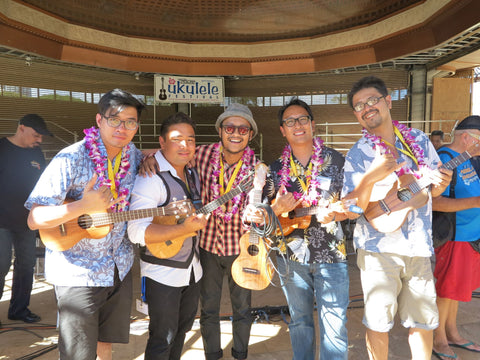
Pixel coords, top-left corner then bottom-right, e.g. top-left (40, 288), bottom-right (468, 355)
top-left (250, 203), bottom-right (289, 287)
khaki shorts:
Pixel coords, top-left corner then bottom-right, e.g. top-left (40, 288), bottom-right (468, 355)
top-left (357, 249), bottom-right (438, 332)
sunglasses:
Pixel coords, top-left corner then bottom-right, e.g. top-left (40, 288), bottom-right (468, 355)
top-left (221, 124), bottom-right (251, 136)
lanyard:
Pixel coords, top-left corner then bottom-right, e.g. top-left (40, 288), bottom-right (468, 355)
top-left (107, 152), bottom-right (122, 198)
top-left (289, 154), bottom-right (312, 193)
top-left (219, 147), bottom-right (243, 195)
top-left (381, 126), bottom-right (418, 166)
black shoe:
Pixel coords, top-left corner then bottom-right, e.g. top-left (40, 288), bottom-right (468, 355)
top-left (8, 311), bottom-right (41, 323)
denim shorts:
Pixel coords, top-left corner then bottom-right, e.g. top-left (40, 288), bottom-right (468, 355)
top-left (357, 249), bottom-right (438, 332)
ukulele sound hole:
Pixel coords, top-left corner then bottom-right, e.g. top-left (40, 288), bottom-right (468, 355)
top-left (78, 214), bottom-right (93, 229)
top-left (247, 244), bottom-right (259, 256)
top-left (397, 188), bottom-right (412, 202)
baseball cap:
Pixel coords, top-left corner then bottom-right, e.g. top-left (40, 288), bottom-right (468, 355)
top-left (455, 115), bottom-right (480, 131)
top-left (19, 114), bottom-right (53, 136)
top-left (215, 103), bottom-right (258, 138)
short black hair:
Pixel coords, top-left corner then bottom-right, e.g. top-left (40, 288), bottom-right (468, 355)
top-left (277, 98), bottom-right (314, 126)
top-left (431, 130), bottom-right (444, 139)
top-left (98, 89), bottom-right (146, 119)
top-left (348, 76), bottom-right (389, 109)
top-left (160, 112), bottom-right (196, 138)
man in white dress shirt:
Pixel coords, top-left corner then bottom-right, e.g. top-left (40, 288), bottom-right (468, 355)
top-left (128, 112), bottom-right (207, 360)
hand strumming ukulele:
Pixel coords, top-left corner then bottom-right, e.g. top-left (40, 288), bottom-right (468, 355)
top-left (365, 142), bottom-right (480, 233)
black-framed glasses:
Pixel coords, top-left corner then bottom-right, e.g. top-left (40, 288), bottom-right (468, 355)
top-left (353, 96), bottom-right (385, 112)
top-left (282, 115), bottom-right (311, 127)
top-left (221, 124), bottom-right (251, 136)
top-left (102, 115), bottom-right (139, 130)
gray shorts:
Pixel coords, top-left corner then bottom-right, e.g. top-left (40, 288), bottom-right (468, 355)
top-left (55, 269), bottom-right (132, 360)
top-left (357, 249), bottom-right (438, 332)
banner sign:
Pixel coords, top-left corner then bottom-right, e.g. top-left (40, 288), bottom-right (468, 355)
top-left (154, 75), bottom-right (224, 104)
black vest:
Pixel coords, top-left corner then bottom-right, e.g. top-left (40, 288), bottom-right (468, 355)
top-left (139, 168), bottom-right (201, 268)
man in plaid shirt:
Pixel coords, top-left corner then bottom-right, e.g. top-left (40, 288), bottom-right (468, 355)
top-left (196, 103), bottom-right (259, 360)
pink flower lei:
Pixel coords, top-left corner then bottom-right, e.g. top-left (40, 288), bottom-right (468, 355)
top-left (361, 120), bottom-right (429, 177)
top-left (84, 126), bottom-right (131, 212)
top-left (210, 142), bottom-right (254, 222)
top-left (278, 136), bottom-right (325, 206)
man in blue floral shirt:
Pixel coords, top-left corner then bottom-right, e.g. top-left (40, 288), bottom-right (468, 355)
top-left (25, 89), bottom-right (145, 360)
top-left (342, 76), bottom-right (451, 360)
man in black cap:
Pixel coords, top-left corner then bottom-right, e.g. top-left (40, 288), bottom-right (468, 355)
top-left (0, 114), bottom-right (52, 324)
top-left (432, 115), bottom-right (480, 359)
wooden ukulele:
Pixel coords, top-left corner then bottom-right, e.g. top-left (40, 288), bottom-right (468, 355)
top-left (365, 143), bottom-right (480, 233)
top-left (147, 175), bottom-right (254, 258)
top-left (39, 199), bottom-right (193, 252)
top-left (277, 194), bottom-right (363, 236)
top-left (232, 163), bottom-right (274, 290)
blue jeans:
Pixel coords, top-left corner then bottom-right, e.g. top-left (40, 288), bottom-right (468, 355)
top-left (277, 258), bottom-right (349, 360)
top-left (0, 228), bottom-right (37, 318)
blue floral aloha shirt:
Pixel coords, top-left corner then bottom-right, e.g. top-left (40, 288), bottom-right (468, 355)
top-left (25, 138), bottom-right (142, 287)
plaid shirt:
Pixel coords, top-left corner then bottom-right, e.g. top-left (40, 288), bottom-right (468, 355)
top-left (196, 142), bottom-right (259, 256)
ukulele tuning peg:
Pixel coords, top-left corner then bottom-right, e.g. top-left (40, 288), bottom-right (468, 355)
top-left (172, 197), bottom-right (177, 201)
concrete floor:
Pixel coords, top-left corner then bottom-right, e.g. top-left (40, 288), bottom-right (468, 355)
top-left (1, 250), bottom-right (480, 359)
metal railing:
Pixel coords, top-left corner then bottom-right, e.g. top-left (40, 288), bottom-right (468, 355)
top-left (317, 119), bottom-right (459, 153)
top-left (1, 118), bottom-right (459, 161)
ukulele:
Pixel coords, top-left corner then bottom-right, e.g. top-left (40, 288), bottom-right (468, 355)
top-left (277, 196), bottom-right (363, 236)
top-left (39, 199), bottom-right (193, 252)
top-left (232, 163), bottom-right (274, 290)
top-left (158, 76), bottom-right (167, 100)
top-left (147, 175), bottom-right (254, 258)
top-left (365, 142), bottom-right (480, 233)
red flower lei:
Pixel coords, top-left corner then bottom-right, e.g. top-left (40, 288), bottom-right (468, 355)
top-left (278, 136), bottom-right (324, 206)
top-left (210, 142), bottom-right (254, 222)
top-left (361, 120), bottom-right (429, 177)
top-left (84, 126), bottom-right (131, 211)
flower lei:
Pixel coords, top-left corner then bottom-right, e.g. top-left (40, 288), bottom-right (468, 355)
top-left (84, 126), bottom-right (131, 212)
top-left (210, 142), bottom-right (254, 222)
top-left (361, 120), bottom-right (428, 177)
top-left (278, 136), bottom-right (325, 206)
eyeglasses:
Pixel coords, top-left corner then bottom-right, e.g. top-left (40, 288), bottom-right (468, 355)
top-left (102, 115), bottom-right (139, 130)
top-left (353, 96), bottom-right (386, 112)
top-left (467, 132), bottom-right (480, 141)
top-left (282, 115), bottom-right (311, 127)
top-left (221, 124), bottom-right (251, 136)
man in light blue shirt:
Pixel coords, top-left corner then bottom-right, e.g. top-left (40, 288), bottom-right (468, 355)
top-left (26, 89), bottom-right (145, 360)
top-left (342, 76), bottom-right (451, 360)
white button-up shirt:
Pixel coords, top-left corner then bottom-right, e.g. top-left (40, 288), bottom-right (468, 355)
top-left (128, 150), bottom-right (202, 287)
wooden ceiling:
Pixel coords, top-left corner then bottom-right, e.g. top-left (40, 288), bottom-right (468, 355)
top-left (20, 0), bottom-right (421, 42)
top-left (0, 0), bottom-right (479, 75)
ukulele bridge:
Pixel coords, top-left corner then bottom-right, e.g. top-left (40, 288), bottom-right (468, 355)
top-left (242, 267), bottom-right (260, 274)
